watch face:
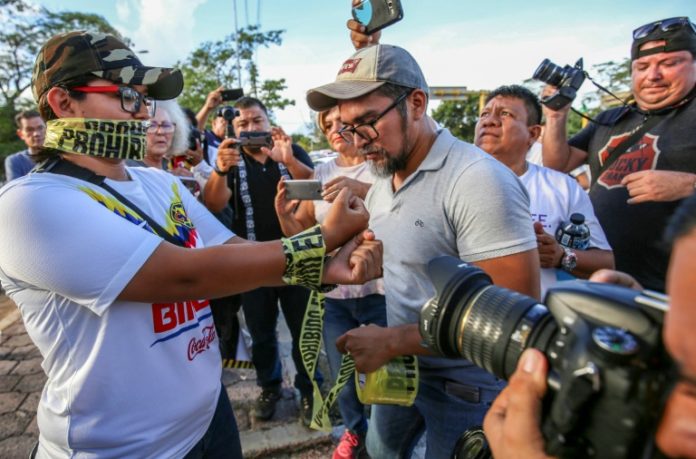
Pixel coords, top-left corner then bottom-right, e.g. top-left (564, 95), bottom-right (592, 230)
top-left (562, 248), bottom-right (577, 272)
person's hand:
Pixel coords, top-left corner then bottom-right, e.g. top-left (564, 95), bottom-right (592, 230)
top-left (336, 324), bottom-right (394, 373)
top-left (204, 86), bottom-right (224, 111)
top-left (264, 126), bottom-right (294, 165)
top-left (323, 229), bottom-right (383, 286)
top-left (534, 222), bottom-right (563, 269)
top-left (655, 382), bottom-right (696, 458)
top-left (321, 188), bottom-right (369, 251)
top-left (540, 84), bottom-right (571, 118)
top-left (186, 139), bottom-right (204, 166)
top-left (170, 166), bottom-right (193, 177)
top-left (589, 269), bottom-right (643, 290)
top-left (322, 176), bottom-right (371, 202)
top-left (484, 349), bottom-right (556, 459)
top-left (622, 170), bottom-right (696, 204)
top-left (215, 137), bottom-right (242, 173)
top-left (348, 0), bottom-right (381, 49)
top-left (274, 179), bottom-right (299, 220)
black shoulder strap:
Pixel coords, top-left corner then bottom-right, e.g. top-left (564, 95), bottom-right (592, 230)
top-left (597, 114), bottom-right (665, 177)
top-left (37, 157), bottom-right (186, 247)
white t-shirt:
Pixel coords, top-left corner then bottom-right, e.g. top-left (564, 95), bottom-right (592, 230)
top-left (520, 162), bottom-right (611, 297)
top-left (313, 159), bottom-right (383, 299)
top-left (0, 166), bottom-right (233, 458)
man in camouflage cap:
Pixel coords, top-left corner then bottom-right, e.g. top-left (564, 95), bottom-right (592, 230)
top-left (0, 29), bottom-right (382, 458)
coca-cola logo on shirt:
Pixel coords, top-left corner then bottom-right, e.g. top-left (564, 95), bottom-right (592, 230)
top-left (597, 133), bottom-right (661, 189)
top-left (188, 325), bottom-right (217, 361)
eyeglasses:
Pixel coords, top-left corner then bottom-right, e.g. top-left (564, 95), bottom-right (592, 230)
top-left (633, 17), bottom-right (696, 40)
top-left (338, 89), bottom-right (413, 144)
top-left (70, 85), bottom-right (157, 117)
top-left (146, 121), bottom-right (176, 134)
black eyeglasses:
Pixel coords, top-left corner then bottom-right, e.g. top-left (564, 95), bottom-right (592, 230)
top-left (633, 17), bottom-right (696, 40)
top-left (338, 89), bottom-right (413, 144)
top-left (70, 85), bottom-right (157, 117)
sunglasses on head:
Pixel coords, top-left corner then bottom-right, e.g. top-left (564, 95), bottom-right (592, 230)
top-left (633, 17), bottom-right (696, 40)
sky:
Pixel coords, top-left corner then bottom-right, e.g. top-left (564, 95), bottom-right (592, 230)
top-left (30, 0), bottom-right (696, 134)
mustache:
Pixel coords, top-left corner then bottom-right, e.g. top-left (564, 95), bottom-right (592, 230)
top-left (359, 146), bottom-right (385, 157)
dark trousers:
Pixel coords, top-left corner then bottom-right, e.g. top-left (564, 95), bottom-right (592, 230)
top-left (184, 386), bottom-right (242, 458)
top-left (242, 285), bottom-right (321, 395)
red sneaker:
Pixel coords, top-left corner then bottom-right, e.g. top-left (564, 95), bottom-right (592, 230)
top-left (332, 429), bottom-right (366, 459)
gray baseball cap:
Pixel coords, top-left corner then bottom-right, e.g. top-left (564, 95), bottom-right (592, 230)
top-left (306, 44), bottom-right (428, 112)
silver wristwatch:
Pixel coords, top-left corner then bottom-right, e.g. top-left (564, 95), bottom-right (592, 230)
top-left (561, 247), bottom-right (577, 272)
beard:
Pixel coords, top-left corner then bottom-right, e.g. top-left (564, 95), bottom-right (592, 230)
top-left (364, 147), bottom-right (409, 177)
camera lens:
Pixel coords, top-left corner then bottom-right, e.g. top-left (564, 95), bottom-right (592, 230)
top-left (532, 59), bottom-right (567, 88)
top-left (420, 256), bottom-right (557, 379)
top-left (453, 428), bottom-right (491, 459)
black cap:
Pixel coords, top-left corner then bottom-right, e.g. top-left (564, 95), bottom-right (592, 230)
top-left (631, 17), bottom-right (696, 60)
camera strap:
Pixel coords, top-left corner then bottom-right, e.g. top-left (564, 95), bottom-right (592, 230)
top-left (36, 156), bottom-right (186, 248)
top-left (596, 113), bottom-right (667, 177)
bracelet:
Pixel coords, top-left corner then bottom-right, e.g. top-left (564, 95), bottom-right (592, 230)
top-left (213, 165), bottom-right (228, 176)
top-left (281, 225), bottom-right (330, 290)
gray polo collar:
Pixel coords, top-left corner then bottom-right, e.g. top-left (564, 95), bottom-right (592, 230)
top-left (414, 128), bottom-right (456, 173)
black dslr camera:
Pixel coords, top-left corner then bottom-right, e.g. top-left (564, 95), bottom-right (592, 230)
top-left (533, 58), bottom-right (586, 110)
top-left (419, 256), bottom-right (674, 459)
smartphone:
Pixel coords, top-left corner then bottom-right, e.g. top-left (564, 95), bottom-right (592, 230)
top-left (284, 180), bottom-right (323, 201)
top-left (352, 0), bottom-right (403, 35)
top-left (238, 131), bottom-right (273, 149)
top-left (221, 88), bottom-right (244, 101)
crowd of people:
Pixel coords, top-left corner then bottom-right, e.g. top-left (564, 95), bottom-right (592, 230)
top-left (0, 11), bottom-right (694, 459)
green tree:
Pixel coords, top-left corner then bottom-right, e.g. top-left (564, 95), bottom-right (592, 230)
top-left (176, 25), bottom-right (294, 121)
top-left (0, 0), bottom-right (123, 179)
top-left (430, 94), bottom-right (481, 143)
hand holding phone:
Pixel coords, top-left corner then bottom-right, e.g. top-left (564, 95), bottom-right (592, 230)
top-left (284, 180), bottom-right (323, 201)
top-left (221, 88), bottom-right (244, 101)
top-left (352, 0), bottom-right (403, 35)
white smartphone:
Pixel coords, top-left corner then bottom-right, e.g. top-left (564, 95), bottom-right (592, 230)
top-left (284, 180), bottom-right (323, 200)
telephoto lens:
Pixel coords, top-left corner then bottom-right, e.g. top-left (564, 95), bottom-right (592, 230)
top-left (419, 256), bottom-right (557, 379)
top-left (419, 255), bottom-right (674, 459)
top-left (533, 58), bottom-right (568, 87)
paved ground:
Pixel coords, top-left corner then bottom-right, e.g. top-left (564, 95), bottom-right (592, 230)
top-left (0, 293), bottom-right (338, 458)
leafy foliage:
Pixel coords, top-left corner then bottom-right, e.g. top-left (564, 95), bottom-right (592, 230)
top-left (176, 25), bottom-right (294, 122)
top-left (0, 0), bottom-right (124, 179)
top-left (430, 93), bottom-right (482, 143)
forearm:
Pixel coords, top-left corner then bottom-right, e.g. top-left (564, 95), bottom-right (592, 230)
top-left (542, 114), bottom-right (585, 173)
top-left (571, 249), bottom-right (615, 279)
top-left (119, 240), bottom-right (287, 302)
top-left (195, 105), bottom-right (214, 131)
top-left (386, 324), bottom-right (434, 358)
top-left (202, 172), bottom-right (232, 212)
top-left (285, 157), bottom-right (313, 179)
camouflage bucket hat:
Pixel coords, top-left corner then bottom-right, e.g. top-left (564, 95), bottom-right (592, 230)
top-left (32, 31), bottom-right (183, 102)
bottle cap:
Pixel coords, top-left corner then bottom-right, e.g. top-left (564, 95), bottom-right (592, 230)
top-left (570, 213), bottom-right (586, 224)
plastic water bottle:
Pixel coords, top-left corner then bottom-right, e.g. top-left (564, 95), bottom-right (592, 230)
top-left (555, 213), bottom-right (590, 250)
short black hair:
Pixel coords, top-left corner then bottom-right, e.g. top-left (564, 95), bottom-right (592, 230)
top-left (485, 85), bottom-right (542, 126)
top-left (234, 96), bottom-right (269, 117)
top-left (14, 110), bottom-right (42, 128)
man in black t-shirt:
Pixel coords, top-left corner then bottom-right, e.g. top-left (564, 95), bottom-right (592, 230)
top-left (542, 17), bottom-right (696, 291)
top-left (203, 96), bottom-right (318, 426)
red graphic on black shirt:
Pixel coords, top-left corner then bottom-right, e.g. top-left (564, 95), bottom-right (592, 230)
top-left (597, 133), bottom-right (661, 189)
